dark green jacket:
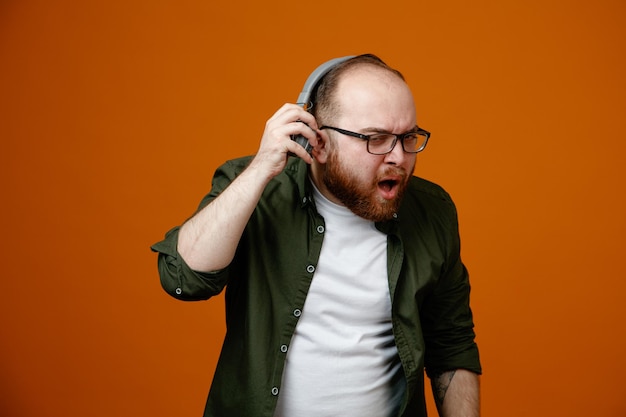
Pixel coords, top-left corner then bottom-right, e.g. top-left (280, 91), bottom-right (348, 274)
top-left (152, 156), bottom-right (481, 417)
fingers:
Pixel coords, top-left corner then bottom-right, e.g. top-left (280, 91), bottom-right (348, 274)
top-left (250, 104), bottom-right (321, 177)
top-left (269, 103), bottom-right (319, 130)
top-left (260, 103), bottom-right (320, 158)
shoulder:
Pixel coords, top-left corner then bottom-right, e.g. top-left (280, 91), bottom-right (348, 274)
top-left (399, 176), bottom-right (459, 228)
top-left (216, 155), bottom-right (305, 180)
top-left (213, 155), bottom-right (307, 204)
top-left (405, 176), bottom-right (455, 208)
top-left (216, 155), bottom-right (255, 177)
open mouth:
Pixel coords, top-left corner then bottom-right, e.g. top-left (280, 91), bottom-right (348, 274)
top-left (377, 178), bottom-right (401, 199)
top-left (379, 179), bottom-right (398, 192)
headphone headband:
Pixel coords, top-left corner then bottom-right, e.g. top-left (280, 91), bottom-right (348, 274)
top-left (290, 55), bottom-right (355, 156)
top-left (296, 55), bottom-right (355, 107)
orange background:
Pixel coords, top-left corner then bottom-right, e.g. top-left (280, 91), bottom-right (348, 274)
top-left (1, 0), bottom-right (625, 416)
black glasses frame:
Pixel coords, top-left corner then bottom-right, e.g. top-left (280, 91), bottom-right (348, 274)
top-left (319, 125), bottom-right (430, 155)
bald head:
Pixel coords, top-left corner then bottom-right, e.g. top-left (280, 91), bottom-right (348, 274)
top-left (311, 54), bottom-right (409, 124)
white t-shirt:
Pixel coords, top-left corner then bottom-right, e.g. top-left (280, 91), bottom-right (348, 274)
top-left (274, 183), bottom-right (405, 417)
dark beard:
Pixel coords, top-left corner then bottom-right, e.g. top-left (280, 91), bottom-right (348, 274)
top-left (323, 148), bottom-right (409, 222)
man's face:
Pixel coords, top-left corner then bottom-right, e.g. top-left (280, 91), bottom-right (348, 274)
top-left (318, 67), bottom-right (418, 222)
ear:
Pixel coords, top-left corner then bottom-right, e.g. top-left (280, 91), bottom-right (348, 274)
top-left (312, 130), bottom-right (330, 163)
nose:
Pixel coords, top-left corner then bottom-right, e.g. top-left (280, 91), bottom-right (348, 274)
top-left (383, 138), bottom-right (408, 165)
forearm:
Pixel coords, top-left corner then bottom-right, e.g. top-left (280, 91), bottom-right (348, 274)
top-left (431, 369), bottom-right (480, 417)
top-left (177, 103), bottom-right (318, 273)
top-left (178, 161), bottom-right (273, 272)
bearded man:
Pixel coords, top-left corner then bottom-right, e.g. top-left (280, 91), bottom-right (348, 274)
top-left (152, 54), bottom-right (481, 417)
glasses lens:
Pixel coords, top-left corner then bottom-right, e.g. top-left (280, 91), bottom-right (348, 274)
top-left (402, 133), bottom-right (428, 153)
top-left (366, 132), bottom-right (429, 154)
top-left (367, 134), bottom-right (396, 155)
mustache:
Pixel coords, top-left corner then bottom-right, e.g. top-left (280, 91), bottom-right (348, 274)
top-left (377, 166), bottom-right (409, 181)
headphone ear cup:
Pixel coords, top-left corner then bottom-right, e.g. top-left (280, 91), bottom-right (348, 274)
top-left (290, 56), bottom-right (355, 156)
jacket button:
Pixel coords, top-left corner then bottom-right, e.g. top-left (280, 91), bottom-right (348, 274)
top-left (316, 225), bottom-right (325, 233)
top-left (280, 344), bottom-right (288, 353)
top-left (293, 309), bottom-right (302, 317)
top-left (271, 387), bottom-right (279, 396)
top-left (306, 264), bottom-right (315, 273)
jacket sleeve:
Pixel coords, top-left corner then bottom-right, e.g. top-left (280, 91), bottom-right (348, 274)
top-left (421, 199), bottom-right (482, 377)
top-left (150, 226), bottom-right (230, 301)
top-left (150, 157), bottom-right (252, 301)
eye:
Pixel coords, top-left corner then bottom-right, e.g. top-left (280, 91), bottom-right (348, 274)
top-left (368, 134), bottom-right (393, 144)
top-left (403, 133), bottom-right (419, 144)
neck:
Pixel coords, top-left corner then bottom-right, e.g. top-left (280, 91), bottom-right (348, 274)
top-left (310, 159), bottom-right (343, 206)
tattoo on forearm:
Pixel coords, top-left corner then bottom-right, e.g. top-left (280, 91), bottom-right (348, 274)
top-left (432, 370), bottom-right (457, 406)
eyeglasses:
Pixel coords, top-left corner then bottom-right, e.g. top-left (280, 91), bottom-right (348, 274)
top-left (319, 125), bottom-right (430, 155)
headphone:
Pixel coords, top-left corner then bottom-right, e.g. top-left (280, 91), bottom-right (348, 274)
top-left (291, 55), bottom-right (355, 155)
